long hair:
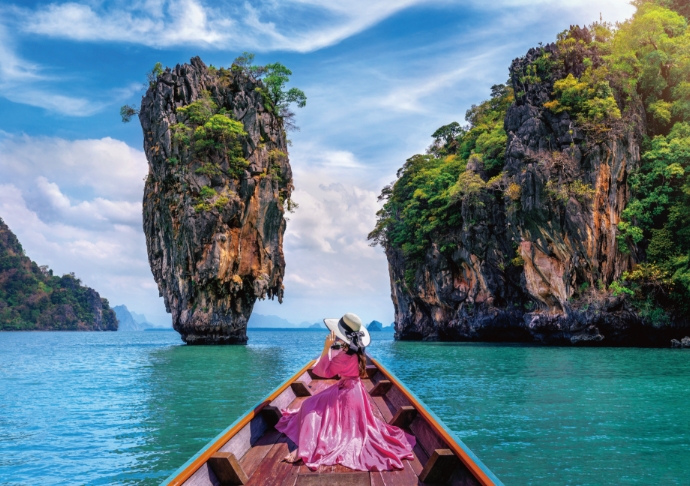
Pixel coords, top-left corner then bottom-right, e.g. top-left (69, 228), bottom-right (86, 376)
top-left (342, 343), bottom-right (368, 378)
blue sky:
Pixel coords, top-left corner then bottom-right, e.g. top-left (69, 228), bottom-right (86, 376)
top-left (0, 0), bottom-right (635, 326)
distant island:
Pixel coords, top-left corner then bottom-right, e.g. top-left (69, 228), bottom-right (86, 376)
top-left (0, 218), bottom-right (117, 331)
top-left (248, 314), bottom-right (300, 328)
top-left (247, 314), bottom-right (395, 331)
top-left (113, 305), bottom-right (156, 331)
top-left (248, 314), bottom-right (329, 329)
top-left (367, 320), bottom-right (383, 331)
top-left (368, 321), bottom-right (395, 332)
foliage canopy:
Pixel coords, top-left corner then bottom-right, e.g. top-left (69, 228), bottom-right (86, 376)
top-left (371, 0), bottom-right (690, 314)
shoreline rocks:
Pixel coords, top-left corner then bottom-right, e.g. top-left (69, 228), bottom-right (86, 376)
top-left (671, 337), bottom-right (690, 348)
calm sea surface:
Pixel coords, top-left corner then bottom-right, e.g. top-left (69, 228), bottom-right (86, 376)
top-left (0, 330), bottom-right (688, 485)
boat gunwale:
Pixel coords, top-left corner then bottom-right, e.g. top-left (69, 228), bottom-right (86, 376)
top-left (370, 357), bottom-right (503, 486)
top-left (161, 356), bottom-right (503, 486)
top-left (160, 359), bottom-right (316, 486)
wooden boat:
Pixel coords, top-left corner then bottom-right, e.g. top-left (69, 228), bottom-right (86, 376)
top-left (162, 357), bottom-right (503, 486)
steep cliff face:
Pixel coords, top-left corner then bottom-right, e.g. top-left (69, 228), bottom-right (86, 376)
top-left (380, 37), bottom-right (687, 345)
top-left (0, 218), bottom-right (117, 331)
top-left (139, 57), bottom-right (292, 344)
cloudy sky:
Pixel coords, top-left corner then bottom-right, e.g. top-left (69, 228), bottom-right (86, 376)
top-left (0, 0), bottom-right (635, 326)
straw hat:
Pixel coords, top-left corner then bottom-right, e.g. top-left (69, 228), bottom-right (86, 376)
top-left (324, 312), bottom-right (371, 350)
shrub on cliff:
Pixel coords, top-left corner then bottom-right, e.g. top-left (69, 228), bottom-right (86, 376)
top-left (122, 54), bottom-right (306, 130)
top-left (228, 52), bottom-right (306, 131)
top-left (369, 84), bottom-right (512, 265)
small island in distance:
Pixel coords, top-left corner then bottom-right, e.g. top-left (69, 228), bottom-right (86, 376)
top-left (246, 314), bottom-right (394, 332)
top-left (112, 305), bottom-right (172, 331)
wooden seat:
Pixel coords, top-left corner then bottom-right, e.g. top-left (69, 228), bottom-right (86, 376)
top-left (208, 452), bottom-right (248, 485)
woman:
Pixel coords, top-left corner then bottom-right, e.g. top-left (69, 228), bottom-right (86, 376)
top-left (275, 313), bottom-right (416, 472)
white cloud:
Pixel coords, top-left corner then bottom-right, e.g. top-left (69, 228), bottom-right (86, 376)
top-left (0, 135), bottom-right (169, 324)
top-left (376, 49), bottom-right (506, 114)
top-left (254, 144), bottom-right (395, 324)
top-left (0, 134), bottom-right (147, 202)
top-left (19, 0), bottom-right (429, 52)
top-left (15, 0), bottom-right (636, 53)
top-left (0, 23), bottom-right (106, 116)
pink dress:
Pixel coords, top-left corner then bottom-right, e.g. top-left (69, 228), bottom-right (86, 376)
top-left (275, 350), bottom-right (416, 471)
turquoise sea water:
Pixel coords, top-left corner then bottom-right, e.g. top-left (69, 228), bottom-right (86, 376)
top-left (0, 330), bottom-right (689, 485)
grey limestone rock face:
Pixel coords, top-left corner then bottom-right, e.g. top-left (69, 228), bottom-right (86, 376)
top-left (138, 57), bottom-right (292, 344)
top-left (386, 42), bottom-right (689, 346)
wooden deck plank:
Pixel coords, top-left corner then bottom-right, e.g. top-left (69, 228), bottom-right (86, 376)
top-left (172, 361), bottom-right (316, 486)
top-left (295, 472), bottom-right (370, 486)
top-left (171, 357), bottom-right (496, 486)
top-left (297, 463), bottom-right (361, 474)
top-left (370, 472), bottom-right (384, 486)
top-left (244, 435), bottom-right (299, 486)
top-left (239, 428), bottom-right (283, 478)
top-left (285, 396), bottom-right (308, 411)
top-left (369, 396), bottom-right (394, 423)
top-left (279, 459), bottom-right (301, 486)
top-left (409, 443), bottom-right (430, 477)
top-left (377, 461), bottom-right (422, 486)
top-left (367, 393), bottom-right (426, 486)
top-left (297, 464), bottom-right (332, 475)
top-left (239, 391), bottom-right (311, 479)
top-left (381, 396), bottom-right (398, 417)
top-left (333, 464), bottom-right (358, 474)
top-left (368, 397), bottom-right (387, 423)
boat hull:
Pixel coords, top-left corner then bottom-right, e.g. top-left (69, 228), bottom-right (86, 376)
top-left (162, 357), bottom-right (502, 486)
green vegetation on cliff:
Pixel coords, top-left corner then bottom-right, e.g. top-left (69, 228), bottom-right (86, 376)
top-left (610, 2), bottom-right (690, 314)
top-left (0, 218), bottom-right (117, 331)
top-left (371, 0), bottom-right (690, 321)
top-left (368, 84), bottom-right (512, 268)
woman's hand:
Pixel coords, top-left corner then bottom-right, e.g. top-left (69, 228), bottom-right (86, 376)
top-left (322, 331), bottom-right (336, 354)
